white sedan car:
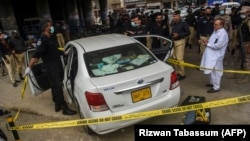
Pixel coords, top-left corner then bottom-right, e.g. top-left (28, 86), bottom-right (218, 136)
top-left (25, 34), bottom-right (181, 135)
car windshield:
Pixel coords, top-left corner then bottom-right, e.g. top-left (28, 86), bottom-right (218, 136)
top-left (85, 43), bottom-right (158, 77)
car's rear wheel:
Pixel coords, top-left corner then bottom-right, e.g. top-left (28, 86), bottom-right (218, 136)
top-left (74, 97), bottom-right (95, 135)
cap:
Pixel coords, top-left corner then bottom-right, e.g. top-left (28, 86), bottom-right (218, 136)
top-left (40, 20), bottom-right (51, 31)
top-left (173, 10), bottom-right (181, 15)
top-left (219, 5), bottom-right (226, 10)
top-left (240, 6), bottom-right (250, 13)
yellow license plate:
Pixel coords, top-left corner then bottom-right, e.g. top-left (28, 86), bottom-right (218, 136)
top-left (131, 87), bottom-right (152, 103)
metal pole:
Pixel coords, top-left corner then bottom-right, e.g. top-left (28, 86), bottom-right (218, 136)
top-left (7, 115), bottom-right (21, 141)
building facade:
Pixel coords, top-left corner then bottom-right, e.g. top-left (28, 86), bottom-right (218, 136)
top-left (0, 0), bottom-right (246, 39)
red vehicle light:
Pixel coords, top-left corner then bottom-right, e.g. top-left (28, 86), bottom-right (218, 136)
top-left (85, 91), bottom-right (109, 112)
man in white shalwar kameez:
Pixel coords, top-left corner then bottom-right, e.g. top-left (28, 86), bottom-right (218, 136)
top-left (200, 18), bottom-right (229, 93)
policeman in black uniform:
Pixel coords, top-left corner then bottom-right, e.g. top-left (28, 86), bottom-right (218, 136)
top-left (196, 7), bottom-right (214, 54)
top-left (126, 14), bottom-right (147, 46)
top-left (212, 3), bottom-right (220, 17)
top-left (185, 8), bottom-right (196, 49)
top-left (149, 12), bottom-right (170, 49)
top-left (24, 20), bottom-right (77, 115)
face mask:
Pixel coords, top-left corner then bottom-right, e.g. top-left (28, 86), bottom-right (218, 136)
top-left (50, 26), bottom-right (55, 33)
top-left (131, 22), bottom-right (138, 27)
top-left (240, 14), bottom-right (246, 19)
top-left (4, 35), bottom-right (8, 39)
top-left (219, 10), bottom-right (225, 15)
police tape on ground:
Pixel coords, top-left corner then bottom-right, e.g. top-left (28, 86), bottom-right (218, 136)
top-left (9, 95), bottom-right (250, 130)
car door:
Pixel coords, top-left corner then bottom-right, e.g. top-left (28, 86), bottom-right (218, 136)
top-left (131, 34), bottom-right (173, 61)
top-left (24, 48), bottom-right (50, 96)
top-left (62, 45), bottom-right (78, 104)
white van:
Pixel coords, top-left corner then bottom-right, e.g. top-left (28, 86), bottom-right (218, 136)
top-left (221, 2), bottom-right (240, 14)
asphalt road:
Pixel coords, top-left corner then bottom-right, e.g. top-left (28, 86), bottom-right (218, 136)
top-left (1, 45), bottom-right (250, 141)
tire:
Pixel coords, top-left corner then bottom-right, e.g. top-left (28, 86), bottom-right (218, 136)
top-left (74, 98), bottom-right (95, 135)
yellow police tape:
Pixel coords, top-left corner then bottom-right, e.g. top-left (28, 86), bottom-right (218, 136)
top-left (21, 76), bottom-right (28, 99)
top-left (9, 95), bottom-right (250, 130)
top-left (9, 59), bottom-right (249, 130)
top-left (166, 59), bottom-right (250, 74)
top-left (13, 76), bottom-right (28, 122)
top-left (57, 47), bottom-right (64, 51)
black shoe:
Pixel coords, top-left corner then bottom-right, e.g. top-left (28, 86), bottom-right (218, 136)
top-left (205, 84), bottom-right (213, 87)
top-left (60, 103), bottom-right (77, 115)
top-left (13, 82), bottom-right (17, 87)
top-left (62, 107), bottom-right (77, 115)
top-left (207, 88), bottom-right (220, 93)
top-left (55, 104), bottom-right (62, 112)
top-left (178, 75), bottom-right (186, 80)
top-left (15, 80), bottom-right (21, 83)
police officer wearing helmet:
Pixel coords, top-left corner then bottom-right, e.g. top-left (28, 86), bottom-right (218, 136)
top-left (23, 20), bottom-right (77, 115)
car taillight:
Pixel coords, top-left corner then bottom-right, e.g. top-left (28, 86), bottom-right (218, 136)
top-left (170, 71), bottom-right (179, 90)
top-left (85, 91), bottom-right (109, 112)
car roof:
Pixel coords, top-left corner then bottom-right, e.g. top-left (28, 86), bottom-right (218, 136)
top-left (72, 34), bottom-right (136, 52)
top-left (221, 2), bottom-right (240, 6)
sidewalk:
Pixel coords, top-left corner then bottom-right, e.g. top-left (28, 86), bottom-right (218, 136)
top-left (0, 74), bottom-right (78, 121)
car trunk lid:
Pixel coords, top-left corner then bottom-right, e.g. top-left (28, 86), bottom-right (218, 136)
top-left (89, 62), bottom-right (176, 112)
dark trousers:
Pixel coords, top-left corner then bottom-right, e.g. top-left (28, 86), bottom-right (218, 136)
top-left (45, 61), bottom-right (65, 105)
top-left (151, 39), bottom-right (161, 49)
